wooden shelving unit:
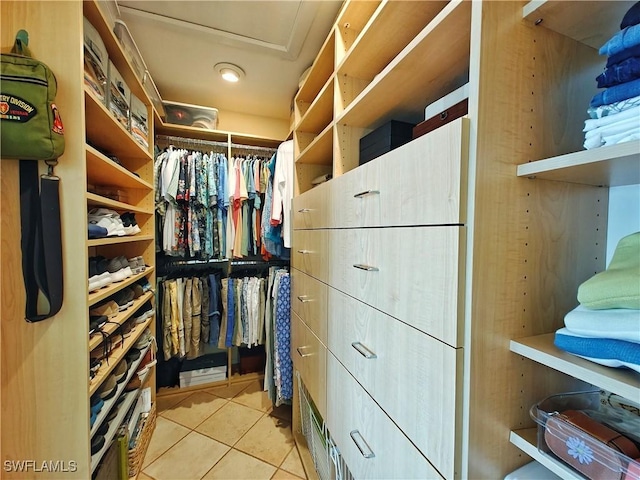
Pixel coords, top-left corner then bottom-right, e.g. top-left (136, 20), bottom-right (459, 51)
top-left (88, 235), bottom-right (155, 248)
top-left (88, 267), bottom-right (155, 307)
top-left (86, 144), bottom-right (153, 189)
top-left (86, 192), bottom-right (154, 214)
top-left (291, 0), bottom-right (639, 478)
top-left (295, 30), bottom-right (335, 117)
top-left (297, 75), bottom-right (335, 134)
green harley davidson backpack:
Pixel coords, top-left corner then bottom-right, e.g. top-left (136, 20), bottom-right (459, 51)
top-left (1, 29), bottom-right (65, 160)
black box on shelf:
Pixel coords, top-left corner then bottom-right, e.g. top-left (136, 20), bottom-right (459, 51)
top-left (359, 120), bottom-right (414, 165)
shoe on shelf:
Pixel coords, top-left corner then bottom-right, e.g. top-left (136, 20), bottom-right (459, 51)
top-left (90, 394), bottom-right (104, 416)
top-left (107, 257), bottom-right (130, 282)
top-left (120, 212), bottom-right (141, 235)
top-left (134, 328), bottom-right (153, 350)
top-left (97, 374), bottom-right (117, 400)
top-left (88, 208), bottom-right (126, 237)
top-left (91, 435), bottom-right (105, 456)
top-left (89, 300), bottom-right (119, 319)
top-left (136, 339), bottom-right (157, 377)
top-left (89, 315), bottom-right (107, 335)
top-left (131, 283), bottom-right (144, 300)
top-left (125, 348), bottom-right (141, 365)
top-left (115, 256), bottom-right (134, 278)
top-left (88, 256), bottom-right (113, 292)
top-left (124, 375), bottom-right (141, 392)
top-left (136, 277), bottom-right (152, 293)
top-left (112, 288), bottom-right (135, 311)
top-left (88, 224), bottom-right (108, 239)
top-left (113, 359), bottom-right (128, 384)
top-left (133, 301), bottom-right (154, 324)
top-left (95, 421), bottom-right (109, 437)
top-left (136, 256), bottom-right (146, 272)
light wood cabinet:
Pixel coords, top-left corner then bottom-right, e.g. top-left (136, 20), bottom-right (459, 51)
top-left (327, 354), bottom-right (444, 480)
top-left (328, 288), bottom-right (462, 478)
top-left (292, 0), bottom-right (640, 479)
top-left (291, 269), bottom-right (328, 346)
top-left (1, 2), bottom-right (157, 477)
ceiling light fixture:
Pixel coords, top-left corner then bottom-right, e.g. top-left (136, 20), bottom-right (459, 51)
top-left (214, 62), bottom-right (245, 83)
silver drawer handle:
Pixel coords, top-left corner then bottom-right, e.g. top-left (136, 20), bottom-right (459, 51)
top-left (297, 249), bottom-right (311, 254)
top-left (297, 295), bottom-right (311, 303)
top-left (351, 342), bottom-right (377, 359)
top-left (353, 264), bottom-right (379, 272)
top-left (350, 430), bottom-right (375, 459)
top-left (297, 208), bottom-right (312, 213)
top-left (296, 347), bottom-right (311, 358)
top-left (353, 190), bottom-right (380, 198)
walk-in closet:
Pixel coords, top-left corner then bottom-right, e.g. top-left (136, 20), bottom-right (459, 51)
top-left (1, 1), bottom-right (639, 479)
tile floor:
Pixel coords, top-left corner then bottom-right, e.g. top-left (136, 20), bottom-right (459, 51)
top-left (137, 380), bottom-right (308, 480)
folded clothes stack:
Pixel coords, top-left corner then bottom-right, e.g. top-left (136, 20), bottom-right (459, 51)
top-left (584, 2), bottom-right (640, 149)
top-left (554, 232), bottom-right (640, 373)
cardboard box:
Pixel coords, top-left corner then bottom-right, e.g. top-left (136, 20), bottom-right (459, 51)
top-left (107, 60), bottom-right (130, 129)
top-left (83, 16), bottom-right (108, 103)
top-left (129, 93), bottom-right (148, 149)
top-left (359, 120), bottom-right (414, 165)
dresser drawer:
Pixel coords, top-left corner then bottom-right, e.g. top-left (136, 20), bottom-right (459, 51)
top-left (328, 226), bottom-right (465, 347)
top-left (329, 118), bottom-right (468, 228)
top-left (291, 268), bottom-right (328, 345)
top-left (291, 229), bottom-right (328, 282)
top-left (328, 287), bottom-right (461, 479)
top-left (327, 354), bottom-right (444, 480)
top-left (292, 181), bottom-right (329, 229)
top-left (291, 311), bottom-right (327, 419)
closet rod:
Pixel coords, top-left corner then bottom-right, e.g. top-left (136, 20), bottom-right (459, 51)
top-left (155, 134), bottom-right (228, 149)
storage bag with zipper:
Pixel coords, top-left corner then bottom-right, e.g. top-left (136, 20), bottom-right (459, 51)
top-left (0, 30), bottom-right (65, 160)
top-left (0, 30), bottom-right (64, 322)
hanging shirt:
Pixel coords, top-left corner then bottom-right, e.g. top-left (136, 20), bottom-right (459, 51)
top-left (270, 140), bottom-right (294, 248)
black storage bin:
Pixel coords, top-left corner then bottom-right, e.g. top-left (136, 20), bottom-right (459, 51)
top-left (359, 120), bottom-right (414, 165)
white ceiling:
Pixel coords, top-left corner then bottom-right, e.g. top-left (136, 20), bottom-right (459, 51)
top-left (117, 1), bottom-right (342, 121)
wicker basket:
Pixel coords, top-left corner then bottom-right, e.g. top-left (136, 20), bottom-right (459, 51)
top-left (128, 402), bottom-right (156, 478)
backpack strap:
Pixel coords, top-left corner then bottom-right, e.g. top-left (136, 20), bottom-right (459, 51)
top-left (20, 161), bottom-right (64, 322)
top-left (11, 29), bottom-right (32, 57)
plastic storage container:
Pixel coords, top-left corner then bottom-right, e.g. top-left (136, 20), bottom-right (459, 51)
top-left (163, 101), bottom-right (219, 130)
top-left (531, 391), bottom-right (640, 480)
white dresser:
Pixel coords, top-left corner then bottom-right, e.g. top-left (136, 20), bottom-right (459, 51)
top-left (291, 118), bottom-right (469, 479)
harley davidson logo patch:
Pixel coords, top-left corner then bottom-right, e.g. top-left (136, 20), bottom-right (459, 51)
top-left (0, 93), bottom-right (37, 122)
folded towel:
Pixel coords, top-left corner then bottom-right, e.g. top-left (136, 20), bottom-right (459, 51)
top-left (597, 56), bottom-right (640, 88)
top-left (583, 105), bottom-right (640, 131)
top-left (564, 304), bottom-right (640, 343)
top-left (555, 328), bottom-right (640, 373)
top-left (621, 2), bottom-right (640, 30)
top-left (603, 129), bottom-right (640, 146)
top-left (600, 24), bottom-right (640, 57)
top-left (607, 44), bottom-right (640, 68)
top-left (588, 95), bottom-right (640, 119)
top-left (591, 78), bottom-right (640, 108)
top-left (578, 232), bottom-right (640, 309)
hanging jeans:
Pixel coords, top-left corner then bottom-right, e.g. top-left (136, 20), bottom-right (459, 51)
top-left (183, 278), bottom-right (193, 356)
top-left (189, 278), bottom-right (202, 359)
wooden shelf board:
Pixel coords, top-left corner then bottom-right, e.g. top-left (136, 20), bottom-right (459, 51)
top-left (88, 266), bottom-right (155, 307)
top-left (522, 0), bottom-right (635, 50)
top-left (83, 0), bottom-right (152, 106)
top-left (229, 132), bottom-right (283, 149)
top-left (335, 0), bottom-right (382, 35)
top-left (89, 291), bottom-right (154, 352)
top-left (510, 333), bottom-right (640, 402)
top-left (297, 76), bottom-right (334, 134)
top-left (517, 141), bottom-right (640, 187)
top-left (86, 192), bottom-right (153, 214)
top-left (86, 144), bottom-right (153, 190)
top-left (337, 0), bottom-right (471, 129)
top-left (90, 341), bottom-right (153, 438)
top-left (296, 122), bottom-right (334, 166)
top-left (338, 1), bottom-right (448, 80)
top-left (85, 88), bottom-right (152, 162)
top-left (297, 29), bottom-right (335, 104)
top-left (87, 235), bottom-right (154, 247)
top-left (509, 428), bottom-right (583, 479)
top-left (89, 316), bottom-right (153, 397)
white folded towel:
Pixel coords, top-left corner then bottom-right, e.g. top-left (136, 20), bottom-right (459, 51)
top-left (564, 304), bottom-right (640, 343)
